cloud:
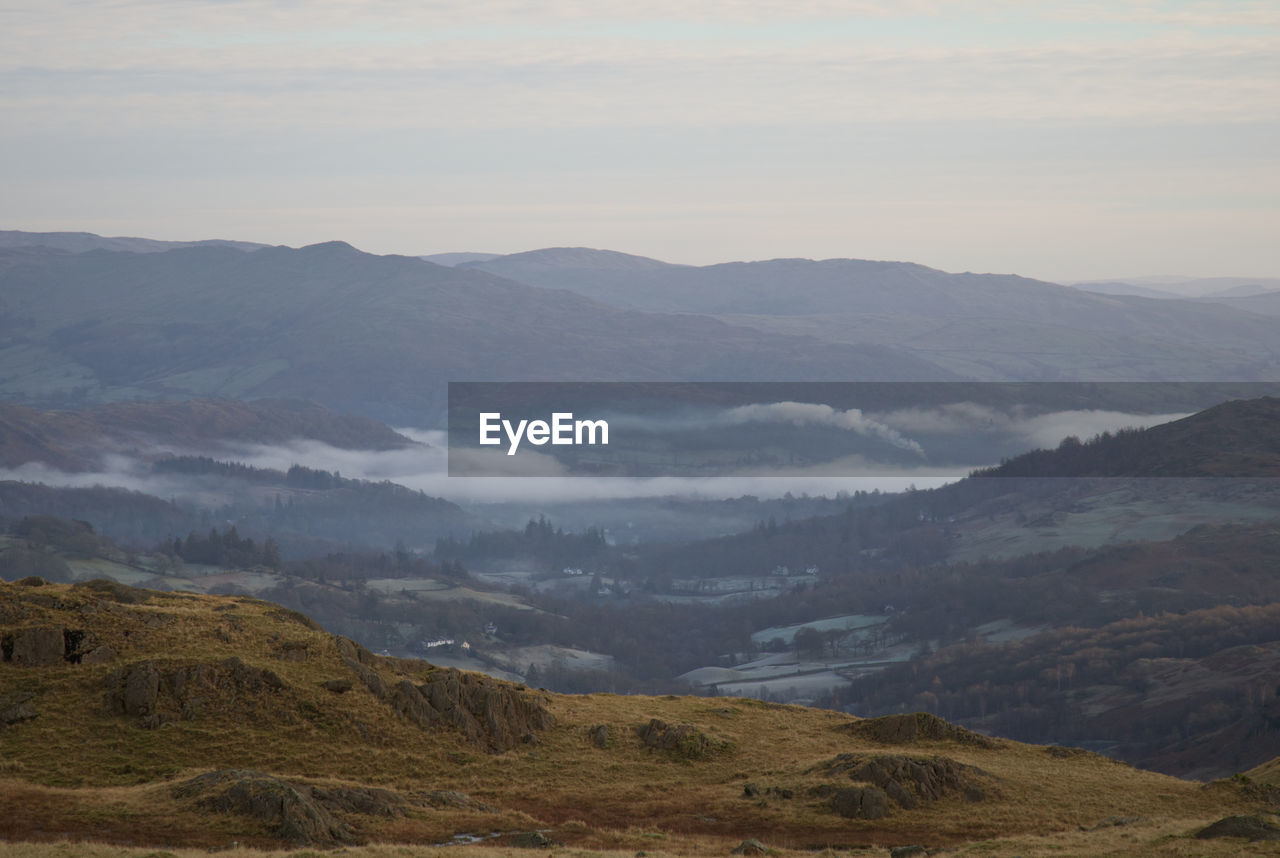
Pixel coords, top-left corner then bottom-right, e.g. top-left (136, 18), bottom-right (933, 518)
top-left (720, 402), bottom-right (925, 456)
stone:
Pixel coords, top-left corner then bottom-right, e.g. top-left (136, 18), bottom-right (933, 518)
top-left (11, 628), bottom-right (65, 666)
top-left (123, 662), bottom-right (161, 716)
top-left (829, 786), bottom-right (890, 820)
top-left (510, 831), bottom-right (553, 848)
top-left (322, 678), bottom-right (353, 693)
top-left (81, 645), bottom-right (119, 665)
top-left (731, 839), bottom-right (769, 855)
top-left (1195, 815), bottom-right (1280, 841)
top-left (1, 702), bottom-right (38, 725)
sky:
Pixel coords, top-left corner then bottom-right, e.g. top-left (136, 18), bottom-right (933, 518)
top-left (2, 0), bottom-right (1277, 282)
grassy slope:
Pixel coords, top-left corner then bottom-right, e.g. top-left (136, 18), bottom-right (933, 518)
top-left (0, 580), bottom-right (1273, 856)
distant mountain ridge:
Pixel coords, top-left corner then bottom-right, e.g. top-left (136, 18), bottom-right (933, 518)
top-left (462, 248), bottom-right (1280, 381)
top-left (0, 241), bottom-right (952, 423)
top-left (0, 229), bottom-right (267, 254)
top-left (976, 396), bottom-right (1280, 478)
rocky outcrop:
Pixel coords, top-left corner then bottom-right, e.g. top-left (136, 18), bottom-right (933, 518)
top-left (3, 628), bottom-right (65, 666)
top-left (335, 635), bottom-right (554, 752)
top-left (175, 770), bottom-right (353, 845)
top-left (1195, 815), bottom-right (1280, 841)
top-left (0, 690), bottom-right (38, 726)
top-left (105, 657), bottom-right (287, 726)
top-left (844, 712), bottom-right (1000, 749)
top-left (827, 786), bottom-right (890, 819)
top-left (174, 769), bottom-right (443, 845)
top-left (815, 754), bottom-right (990, 811)
top-left (635, 718), bottom-right (729, 759)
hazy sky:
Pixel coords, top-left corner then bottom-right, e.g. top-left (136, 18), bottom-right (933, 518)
top-left (2, 1), bottom-right (1277, 281)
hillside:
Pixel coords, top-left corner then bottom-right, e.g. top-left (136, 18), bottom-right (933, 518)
top-left (464, 250), bottom-right (1280, 381)
top-left (0, 243), bottom-right (949, 423)
top-left (975, 397), bottom-right (1280, 477)
top-left (1, 578), bottom-right (1275, 855)
top-left (0, 230), bottom-right (268, 254)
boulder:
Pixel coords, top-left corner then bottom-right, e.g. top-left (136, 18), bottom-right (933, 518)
top-left (1195, 815), bottom-right (1280, 841)
top-left (123, 662), bottom-right (161, 716)
top-left (174, 770), bottom-right (351, 846)
top-left (829, 786), bottom-right (890, 819)
top-left (847, 712), bottom-right (998, 749)
top-left (635, 718), bottom-right (728, 759)
top-left (10, 628), bottom-right (65, 666)
top-left (1, 702), bottom-right (38, 726)
top-left (816, 753), bottom-right (989, 809)
top-left (731, 839), bottom-right (769, 855)
top-left (510, 831), bottom-right (553, 848)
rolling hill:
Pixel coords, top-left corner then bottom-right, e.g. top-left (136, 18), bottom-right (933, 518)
top-left (0, 242), bottom-right (951, 424)
top-left (464, 249), bottom-right (1280, 381)
top-left (1, 578), bottom-right (1275, 856)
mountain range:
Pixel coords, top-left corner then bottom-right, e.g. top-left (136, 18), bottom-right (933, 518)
top-left (3, 232), bottom-right (1280, 425)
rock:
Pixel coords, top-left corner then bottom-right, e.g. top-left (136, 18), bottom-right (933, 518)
top-left (10, 628), bottom-right (65, 666)
top-left (847, 712), bottom-right (999, 749)
top-left (139, 713), bottom-right (168, 730)
top-left (123, 662), bottom-right (161, 716)
top-left (81, 645), bottom-right (118, 665)
top-left (1195, 815), bottom-right (1280, 841)
top-left (1, 702), bottom-right (38, 725)
top-left (731, 838), bottom-right (769, 854)
top-left (635, 718), bottom-right (728, 759)
top-left (105, 658), bottom-right (288, 724)
top-left (815, 753), bottom-right (990, 810)
top-left (322, 679), bottom-right (353, 694)
top-left (173, 770), bottom-right (353, 846)
top-left (510, 831), bottom-right (553, 848)
top-left (310, 785), bottom-right (406, 817)
top-left (829, 786), bottom-right (890, 820)
top-left (589, 724), bottom-right (610, 749)
top-left (332, 635), bottom-right (554, 752)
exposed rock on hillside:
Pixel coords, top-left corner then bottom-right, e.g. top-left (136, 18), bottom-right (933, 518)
top-left (635, 718), bottom-right (730, 758)
top-left (1194, 814), bottom-right (1280, 841)
top-left (104, 657), bottom-right (287, 727)
top-left (335, 636), bottom-right (554, 751)
top-left (173, 769), bottom-right (420, 845)
top-left (845, 712), bottom-right (1001, 749)
top-left (815, 753), bottom-right (991, 810)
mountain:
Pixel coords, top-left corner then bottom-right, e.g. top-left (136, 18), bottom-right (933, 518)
top-left (419, 251), bottom-right (502, 266)
top-left (0, 229), bottom-right (267, 254)
top-left (975, 396), bottom-right (1280, 478)
top-left (1194, 290), bottom-right (1280, 318)
top-left (0, 242), bottom-right (951, 424)
top-left (1070, 280), bottom-right (1185, 299)
top-left (1072, 275), bottom-right (1280, 299)
top-left (0, 578), bottom-right (1268, 853)
top-left (463, 251), bottom-right (1280, 381)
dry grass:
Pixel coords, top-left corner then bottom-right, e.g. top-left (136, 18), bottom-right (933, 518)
top-left (1, 581), bottom-right (1275, 856)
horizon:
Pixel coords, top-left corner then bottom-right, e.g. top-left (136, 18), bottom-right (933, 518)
top-left (4, 227), bottom-right (1280, 286)
top-left (3, 1), bottom-right (1277, 283)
